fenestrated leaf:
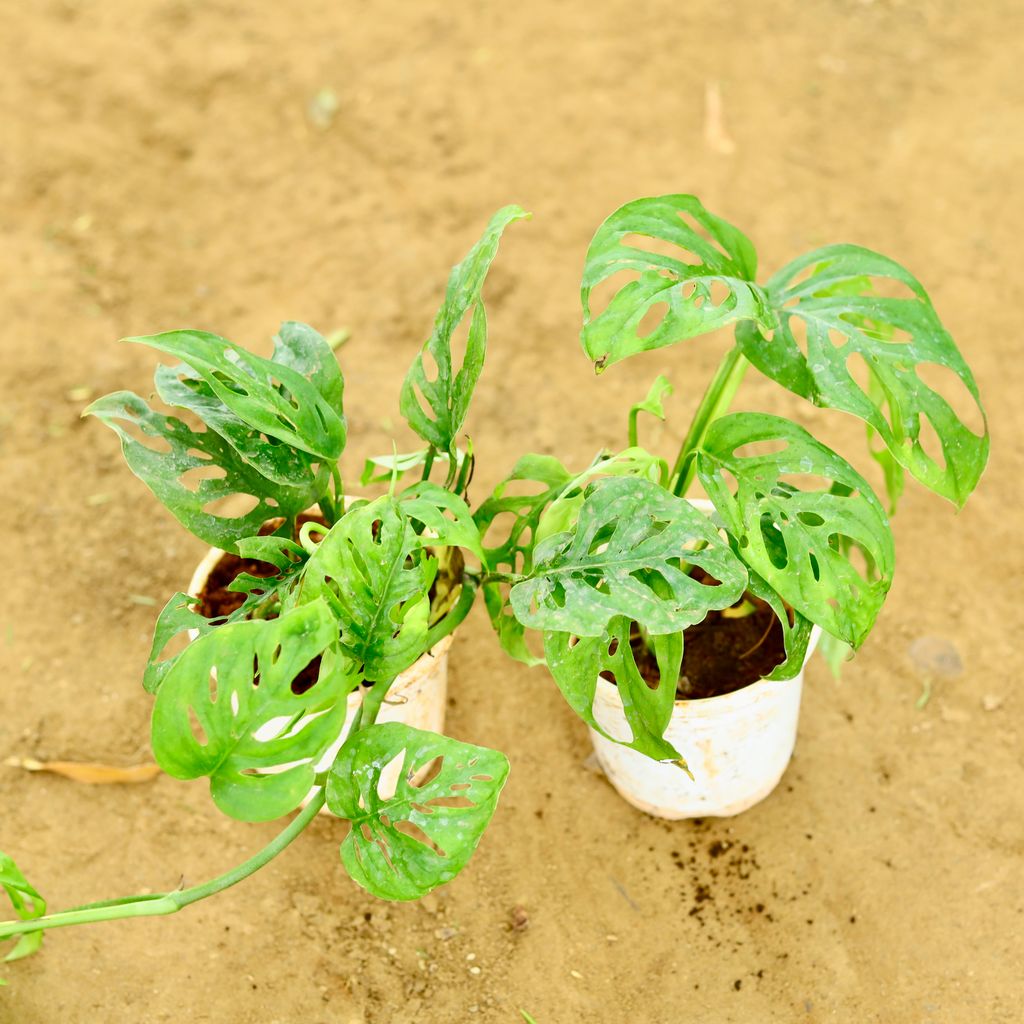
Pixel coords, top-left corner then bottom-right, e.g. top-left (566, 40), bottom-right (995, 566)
top-left (533, 448), bottom-right (669, 545)
top-left (271, 321), bottom-right (345, 412)
top-left (326, 723), bottom-right (509, 901)
top-left (474, 454), bottom-right (574, 665)
top-left (144, 536), bottom-right (310, 694)
top-left (296, 497), bottom-right (434, 681)
top-left (739, 565), bottom-right (814, 682)
top-left (143, 592), bottom-right (221, 695)
top-left (581, 195), bottom-right (774, 370)
top-left (738, 245), bottom-right (988, 506)
top-left (510, 476), bottom-right (748, 638)
top-left (697, 412), bottom-right (895, 648)
top-left (400, 206), bottom-right (529, 456)
top-left (153, 364), bottom-right (322, 491)
top-left (151, 601), bottom-right (360, 822)
top-left (398, 481), bottom-right (486, 563)
top-left (628, 375), bottom-right (673, 447)
top-left (0, 851), bottom-right (46, 970)
top-left (543, 616), bottom-right (685, 763)
top-left (84, 392), bottom-right (313, 551)
top-left (127, 329), bottom-right (346, 461)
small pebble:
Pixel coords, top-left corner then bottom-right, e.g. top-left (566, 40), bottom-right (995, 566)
top-left (466, 953), bottom-right (476, 961)
top-left (982, 694), bottom-right (1004, 712)
top-left (469, 966), bottom-right (481, 976)
top-left (570, 970), bottom-right (583, 980)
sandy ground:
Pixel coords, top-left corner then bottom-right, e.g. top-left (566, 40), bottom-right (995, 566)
top-left (1, 1), bottom-right (1022, 1021)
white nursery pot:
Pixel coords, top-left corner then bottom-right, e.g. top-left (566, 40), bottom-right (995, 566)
top-left (187, 542), bottom-right (452, 812)
top-left (587, 499), bottom-right (821, 820)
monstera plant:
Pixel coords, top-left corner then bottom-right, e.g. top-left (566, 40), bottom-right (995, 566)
top-left (0, 206), bottom-right (527, 977)
top-left (478, 194), bottom-right (988, 769)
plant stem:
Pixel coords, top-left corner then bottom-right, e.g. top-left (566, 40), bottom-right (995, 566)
top-left (0, 792), bottom-right (325, 943)
top-left (421, 445), bottom-right (437, 482)
top-left (670, 343), bottom-right (749, 498)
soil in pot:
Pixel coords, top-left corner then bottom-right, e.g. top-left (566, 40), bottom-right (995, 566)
top-left (629, 569), bottom-right (788, 701)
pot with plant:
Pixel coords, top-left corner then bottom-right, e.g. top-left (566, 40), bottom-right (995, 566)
top-left (477, 194), bottom-right (988, 819)
top-left (0, 206), bottom-right (528, 975)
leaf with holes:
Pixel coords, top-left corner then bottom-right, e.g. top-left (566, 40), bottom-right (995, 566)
top-left (400, 205), bottom-right (529, 456)
top-left (628, 375), bottom-right (673, 448)
top-left (533, 448), bottom-right (669, 546)
top-left (296, 496), bottom-right (435, 681)
top-left (326, 724), bottom-right (509, 901)
top-left (543, 616), bottom-right (684, 762)
top-left (474, 454), bottom-right (574, 665)
top-left (0, 851), bottom-right (46, 972)
top-left (84, 392), bottom-right (313, 551)
top-left (126, 329), bottom-right (346, 461)
top-left (143, 536), bottom-right (309, 695)
top-left (153, 363), bottom-right (324, 493)
top-left (510, 476), bottom-right (747, 637)
top-left (697, 413), bottom-right (894, 648)
top-left (398, 481), bottom-right (486, 563)
top-left (739, 565), bottom-right (815, 681)
top-left (151, 600), bottom-right (360, 822)
top-left (581, 195), bottom-right (774, 370)
top-left (736, 245), bottom-right (988, 506)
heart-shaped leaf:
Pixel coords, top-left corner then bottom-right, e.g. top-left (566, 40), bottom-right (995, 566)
top-left (510, 476), bottom-right (748, 637)
top-left (697, 412), bottom-right (894, 648)
top-left (543, 616), bottom-right (685, 762)
top-left (84, 392), bottom-right (313, 551)
top-left (152, 601), bottom-right (360, 822)
top-left (0, 851), bottom-right (46, 970)
top-left (296, 497), bottom-right (434, 681)
top-left (581, 195), bottom-right (774, 370)
top-left (738, 245), bottom-right (988, 506)
top-left (128, 329), bottom-right (346, 461)
top-left (326, 724), bottom-right (509, 901)
top-left (401, 206), bottom-right (529, 456)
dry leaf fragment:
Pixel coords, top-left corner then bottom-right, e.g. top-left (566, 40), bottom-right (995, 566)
top-left (4, 757), bottom-right (161, 784)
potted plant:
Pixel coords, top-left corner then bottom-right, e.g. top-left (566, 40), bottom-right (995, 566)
top-left (476, 194), bottom-right (988, 819)
top-left (0, 205), bottom-right (527, 974)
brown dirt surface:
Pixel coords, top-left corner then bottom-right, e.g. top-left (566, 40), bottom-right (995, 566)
top-left (1, 2), bottom-right (1022, 1022)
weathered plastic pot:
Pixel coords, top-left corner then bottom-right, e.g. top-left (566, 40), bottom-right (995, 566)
top-left (587, 499), bottom-right (821, 820)
top-left (187, 544), bottom-right (452, 811)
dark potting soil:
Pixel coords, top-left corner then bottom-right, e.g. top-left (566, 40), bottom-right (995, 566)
top-left (630, 570), bottom-right (788, 701)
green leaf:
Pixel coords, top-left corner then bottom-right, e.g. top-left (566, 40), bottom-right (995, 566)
top-left (296, 497), bottom-right (434, 681)
top-left (143, 535), bottom-right (311, 695)
top-left (271, 321), bottom-right (345, 413)
top-left (153, 364), bottom-right (322, 491)
top-left (533, 448), bottom-right (669, 545)
top-left (1, 851), bottom-right (46, 968)
top-left (543, 616), bottom-right (684, 762)
top-left (739, 565), bottom-right (814, 682)
top-left (697, 412), bottom-right (895, 648)
top-left (580, 195), bottom-right (774, 370)
top-left (143, 592), bottom-right (221, 695)
top-left (628, 375), bottom-right (673, 447)
top-left (398, 482), bottom-right (486, 563)
top-left (127, 328), bottom-right (346, 461)
top-left (84, 392), bottom-right (313, 551)
top-left (738, 245), bottom-right (988, 506)
top-left (400, 206), bottom-right (529, 456)
top-left (473, 454), bottom-right (575, 666)
top-left (327, 723), bottom-right (509, 901)
top-left (818, 630), bottom-right (853, 679)
top-left (151, 601), bottom-right (360, 822)
top-left (510, 476), bottom-right (748, 638)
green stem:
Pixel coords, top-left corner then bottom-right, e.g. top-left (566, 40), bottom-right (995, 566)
top-left (670, 343), bottom-right (749, 498)
top-left (421, 445), bottom-right (437, 482)
top-left (0, 792), bottom-right (325, 942)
